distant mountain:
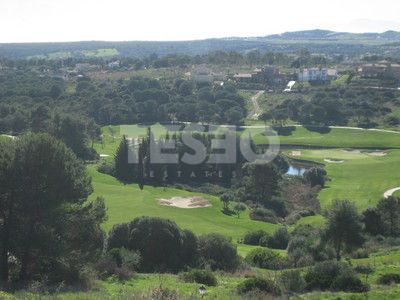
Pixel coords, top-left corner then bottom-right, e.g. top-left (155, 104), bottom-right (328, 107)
top-left (1, 29), bottom-right (400, 59)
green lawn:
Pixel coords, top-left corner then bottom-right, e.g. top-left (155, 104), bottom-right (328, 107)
top-left (285, 149), bottom-right (400, 209)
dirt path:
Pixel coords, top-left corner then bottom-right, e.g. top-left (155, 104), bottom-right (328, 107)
top-left (249, 90), bottom-right (264, 120)
top-left (384, 187), bottom-right (400, 198)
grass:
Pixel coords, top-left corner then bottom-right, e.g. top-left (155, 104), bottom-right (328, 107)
top-left (251, 126), bottom-right (400, 148)
top-left (97, 124), bottom-right (400, 156)
top-left (95, 124), bottom-right (400, 212)
top-left (81, 48), bottom-right (119, 58)
top-left (9, 249), bottom-right (400, 299)
top-left (89, 166), bottom-right (278, 246)
top-left (285, 149), bottom-right (400, 209)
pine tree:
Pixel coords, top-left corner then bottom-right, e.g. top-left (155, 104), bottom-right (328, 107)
top-left (115, 135), bottom-right (135, 183)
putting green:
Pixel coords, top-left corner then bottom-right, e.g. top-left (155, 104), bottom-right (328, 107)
top-left (286, 149), bottom-right (400, 209)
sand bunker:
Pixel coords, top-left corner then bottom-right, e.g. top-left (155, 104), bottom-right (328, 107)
top-left (341, 149), bottom-right (387, 157)
top-left (159, 196), bottom-right (211, 209)
top-left (291, 151), bottom-right (302, 156)
top-left (324, 158), bottom-right (344, 163)
top-left (341, 149), bottom-right (361, 154)
top-left (366, 151), bottom-right (387, 157)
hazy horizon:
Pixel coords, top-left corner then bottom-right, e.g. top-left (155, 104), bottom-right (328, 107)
top-left (1, 0), bottom-right (400, 43)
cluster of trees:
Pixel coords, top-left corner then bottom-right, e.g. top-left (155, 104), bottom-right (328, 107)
top-left (261, 87), bottom-right (399, 127)
top-left (0, 134), bottom-right (106, 286)
top-left (105, 216), bottom-right (241, 274)
top-left (362, 196), bottom-right (400, 236)
top-left (0, 72), bottom-right (246, 129)
top-left (112, 129), bottom-right (275, 187)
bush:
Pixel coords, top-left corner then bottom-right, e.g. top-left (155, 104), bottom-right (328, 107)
top-left (97, 159), bottom-right (115, 176)
top-left (305, 260), bottom-right (367, 292)
top-left (258, 234), bottom-right (271, 247)
top-left (268, 227), bottom-right (290, 249)
top-left (245, 248), bottom-right (288, 270)
top-left (331, 272), bottom-right (369, 292)
top-left (305, 260), bottom-right (346, 290)
top-left (198, 233), bottom-right (240, 272)
top-left (378, 273), bottom-right (400, 285)
top-left (237, 277), bottom-right (281, 296)
top-left (279, 270), bottom-right (306, 294)
top-left (250, 207), bottom-right (277, 223)
top-left (180, 269), bottom-right (217, 286)
top-left (243, 230), bottom-right (268, 246)
top-left (96, 248), bottom-right (140, 281)
top-left (354, 265), bottom-right (374, 275)
top-left (106, 217), bottom-right (198, 272)
top-left (304, 167), bottom-right (327, 187)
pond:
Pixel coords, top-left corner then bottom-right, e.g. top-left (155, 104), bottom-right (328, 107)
top-left (286, 164), bottom-right (307, 176)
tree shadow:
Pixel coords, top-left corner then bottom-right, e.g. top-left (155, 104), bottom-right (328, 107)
top-left (304, 125), bottom-right (332, 134)
top-left (271, 126), bottom-right (296, 136)
top-left (221, 208), bottom-right (235, 216)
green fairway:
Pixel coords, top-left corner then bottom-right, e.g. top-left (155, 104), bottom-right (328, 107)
top-left (97, 124), bottom-right (400, 152)
top-left (88, 165), bottom-right (278, 242)
top-left (286, 149), bottom-right (400, 209)
top-left (251, 126), bottom-right (400, 148)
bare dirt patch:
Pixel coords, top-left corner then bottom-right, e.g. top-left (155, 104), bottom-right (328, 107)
top-left (158, 196), bottom-right (211, 209)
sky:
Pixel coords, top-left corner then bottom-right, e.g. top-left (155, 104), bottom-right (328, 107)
top-left (1, 0), bottom-right (400, 43)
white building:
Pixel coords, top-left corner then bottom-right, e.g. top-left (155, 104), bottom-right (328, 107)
top-left (298, 68), bottom-right (332, 82)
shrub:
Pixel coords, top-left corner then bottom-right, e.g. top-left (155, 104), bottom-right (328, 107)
top-left (305, 260), bottom-right (367, 292)
top-left (96, 247), bottom-right (141, 280)
top-left (268, 227), bottom-right (290, 249)
top-left (245, 248), bottom-right (288, 270)
top-left (305, 260), bottom-right (345, 290)
top-left (331, 272), bottom-right (369, 292)
top-left (198, 233), bottom-right (240, 272)
top-left (237, 277), bottom-right (281, 296)
top-left (354, 265), bottom-right (374, 275)
top-left (279, 270), bottom-right (306, 294)
top-left (243, 230), bottom-right (268, 246)
top-left (304, 167), bottom-right (327, 187)
top-left (378, 273), bottom-right (400, 285)
top-left (258, 234), bottom-right (271, 247)
top-left (351, 248), bottom-right (369, 259)
top-left (250, 207), bottom-right (277, 223)
top-left (180, 269), bottom-right (217, 286)
top-left (106, 217), bottom-right (198, 272)
top-left (97, 159), bottom-right (115, 176)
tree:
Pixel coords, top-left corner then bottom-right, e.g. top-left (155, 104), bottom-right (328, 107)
top-left (220, 192), bottom-right (233, 211)
top-left (304, 167), bottom-right (327, 187)
top-left (0, 137), bottom-right (16, 282)
top-left (377, 196), bottom-right (400, 236)
top-left (268, 227), bottom-right (290, 250)
top-left (106, 216), bottom-right (198, 272)
top-left (1, 133), bottom-right (104, 283)
top-left (323, 200), bottom-right (364, 261)
top-left (52, 114), bottom-right (92, 159)
top-left (115, 135), bottom-right (135, 183)
top-left (362, 206), bottom-right (383, 236)
top-left (198, 233), bottom-right (240, 272)
top-left (244, 162), bottom-right (281, 205)
top-left (233, 202), bottom-right (247, 218)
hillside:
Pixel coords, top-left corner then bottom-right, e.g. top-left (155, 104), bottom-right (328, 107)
top-left (1, 29), bottom-right (400, 59)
